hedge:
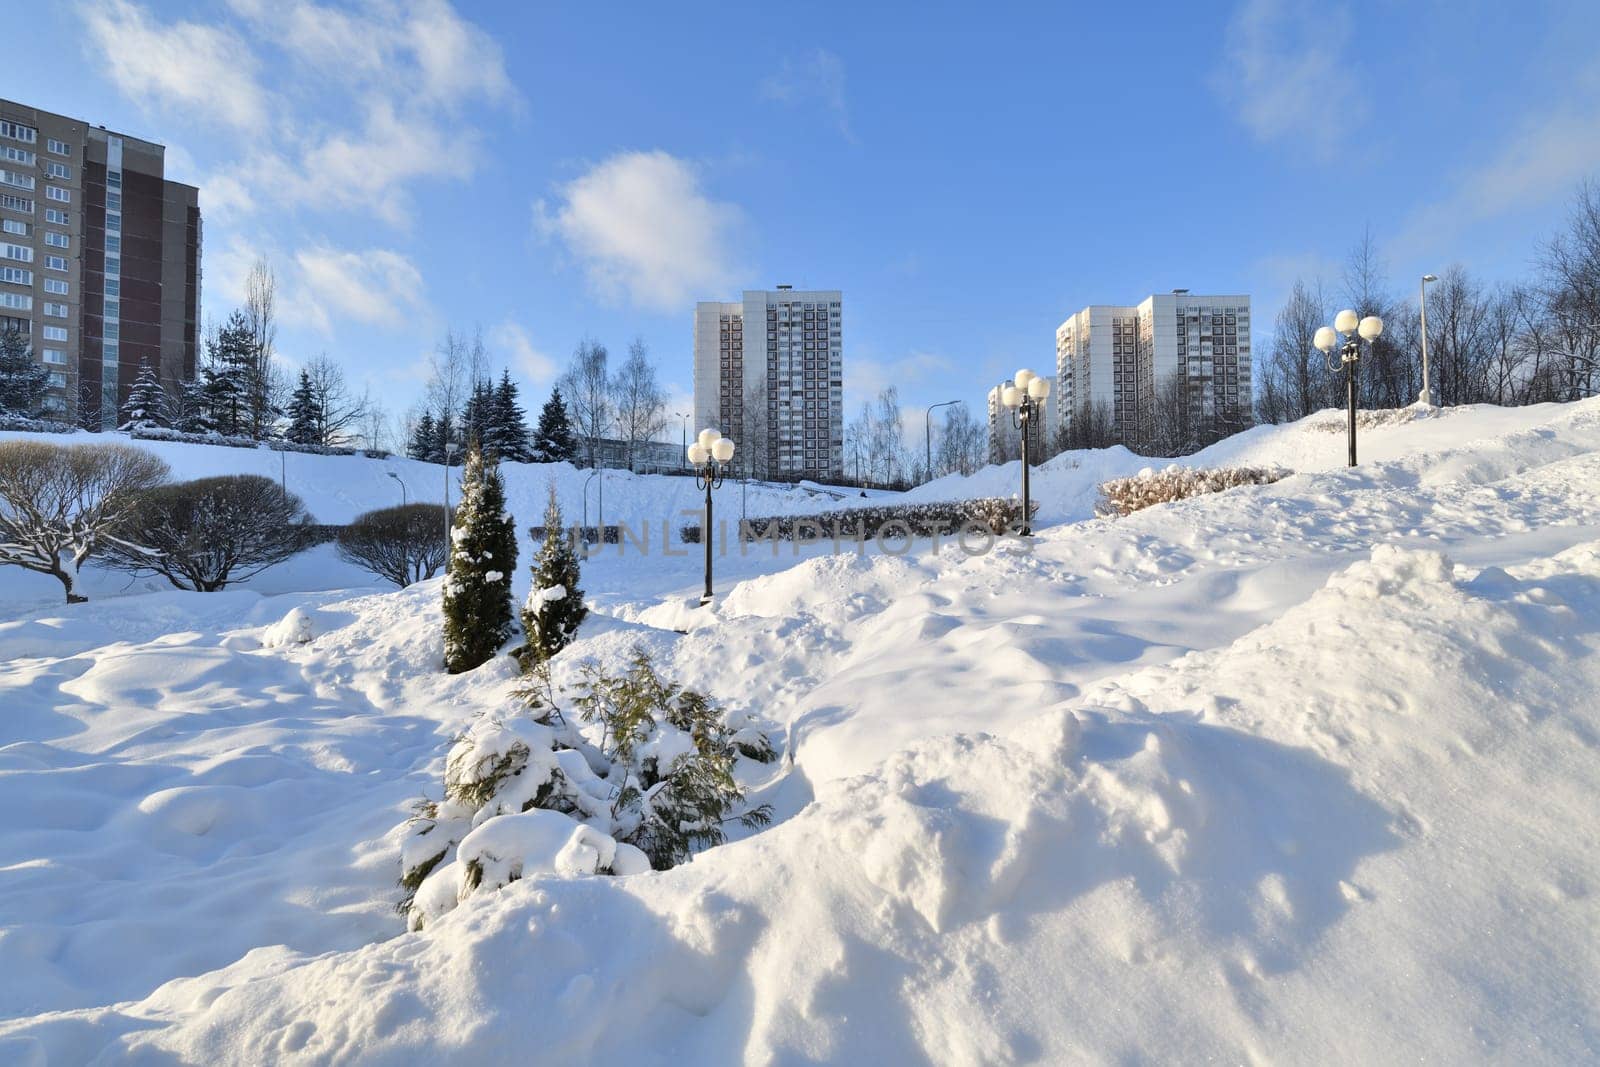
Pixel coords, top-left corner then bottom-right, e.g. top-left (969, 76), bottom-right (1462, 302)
top-left (1094, 465), bottom-right (1289, 518)
top-left (680, 496), bottom-right (1038, 544)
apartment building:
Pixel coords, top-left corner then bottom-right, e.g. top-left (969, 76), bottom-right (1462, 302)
top-left (0, 99), bottom-right (200, 426)
top-left (986, 375), bottom-right (1057, 464)
top-left (1055, 291), bottom-right (1251, 447)
top-left (693, 286), bottom-right (843, 480)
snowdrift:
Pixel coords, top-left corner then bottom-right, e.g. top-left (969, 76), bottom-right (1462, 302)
top-left (1, 399), bottom-right (1598, 1063)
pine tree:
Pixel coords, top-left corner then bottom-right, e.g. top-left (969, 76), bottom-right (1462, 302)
top-left (462, 379), bottom-right (494, 454)
top-left (173, 376), bottom-right (216, 434)
top-left (532, 386), bottom-right (578, 463)
top-left (520, 483), bottom-right (587, 665)
top-left (118, 360), bottom-right (168, 430)
top-left (441, 445), bottom-right (517, 674)
top-left (489, 369), bottom-right (531, 462)
top-left (408, 411), bottom-right (439, 461)
top-left (0, 328), bottom-right (50, 417)
top-left (284, 369), bottom-right (319, 445)
top-left (205, 312), bottom-right (256, 436)
top-left (437, 409), bottom-right (459, 464)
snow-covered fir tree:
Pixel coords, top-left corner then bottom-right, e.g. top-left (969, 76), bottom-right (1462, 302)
top-left (533, 386), bottom-right (578, 463)
top-left (117, 361), bottom-right (168, 430)
top-left (0, 328), bottom-right (50, 417)
top-left (441, 445), bottom-right (517, 673)
top-left (172, 375), bottom-right (217, 434)
top-left (437, 410), bottom-right (459, 464)
top-left (408, 411), bottom-right (439, 461)
top-left (461, 379), bottom-right (495, 453)
top-left (284, 369), bottom-right (319, 445)
top-left (203, 313), bottom-right (257, 437)
top-left (520, 483), bottom-right (587, 664)
top-left (489, 369), bottom-right (532, 462)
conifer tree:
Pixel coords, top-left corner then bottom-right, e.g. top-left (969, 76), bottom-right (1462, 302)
top-left (532, 386), bottom-right (578, 463)
top-left (437, 409), bottom-right (459, 464)
top-left (173, 376), bottom-right (216, 434)
top-left (520, 483), bottom-right (587, 665)
top-left (0, 328), bottom-right (50, 417)
top-left (205, 312), bottom-right (256, 436)
top-left (408, 411), bottom-right (439, 461)
top-left (461, 379), bottom-right (494, 453)
top-left (284, 369), bottom-right (319, 445)
top-left (441, 445), bottom-right (517, 674)
top-left (118, 360), bottom-right (168, 430)
top-left (489, 369), bottom-right (531, 462)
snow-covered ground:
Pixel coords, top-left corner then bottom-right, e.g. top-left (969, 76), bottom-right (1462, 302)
top-left (2, 401), bottom-right (1598, 1063)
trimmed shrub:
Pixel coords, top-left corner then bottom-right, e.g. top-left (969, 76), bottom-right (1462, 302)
top-left (441, 446), bottom-right (517, 674)
top-left (0, 414), bottom-right (76, 434)
top-left (520, 484), bottom-right (586, 664)
top-left (104, 474), bottom-right (315, 591)
top-left (337, 503), bottom-right (451, 588)
top-left (680, 496), bottom-right (1039, 544)
top-left (1094, 465), bottom-right (1289, 518)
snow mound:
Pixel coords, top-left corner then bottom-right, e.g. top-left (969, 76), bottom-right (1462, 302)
top-left (260, 606), bottom-right (315, 647)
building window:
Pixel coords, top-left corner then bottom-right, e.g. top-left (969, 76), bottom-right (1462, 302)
top-left (45, 208), bottom-right (67, 225)
top-left (44, 162), bottom-right (70, 181)
top-left (43, 325), bottom-right (68, 342)
top-left (0, 219), bottom-right (24, 236)
top-left (0, 192), bottom-right (31, 213)
top-left (45, 186), bottom-right (69, 203)
top-left (44, 278), bottom-right (68, 295)
top-left (0, 169), bottom-right (36, 191)
top-left (1, 242), bottom-right (33, 262)
top-left (45, 231), bottom-right (68, 248)
top-left (47, 138), bottom-right (70, 156)
top-left (0, 145), bottom-right (35, 166)
top-left (48, 372), bottom-right (66, 389)
top-left (44, 301), bottom-right (66, 317)
top-left (45, 254), bottom-right (67, 271)
top-left (0, 121), bottom-right (38, 144)
top-left (42, 348), bottom-right (65, 364)
top-left (0, 292), bottom-right (30, 310)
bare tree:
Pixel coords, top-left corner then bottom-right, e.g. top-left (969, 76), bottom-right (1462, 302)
top-left (0, 441), bottom-right (170, 602)
top-left (303, 354), bottom-right (372, 447)
top-left (612, 337), bottom-right (668, 471)
top-left (559, 338), bottom-right (612, 468)
top-left (1540, 179), bottom-right (1600, 400)
top-left (104, 475), bottom-right (313, 591)
top-left (1429, 265), bottom-right (1492, 406)
top-left (337, 503), bottom-right (451, 587)
top-left (427, 330), bottom-right (472, 458)
top-left (1255, 279), bottom-right (1333, 422)
top-left (244, 258), bottom-right (279, 437)
top-left (741, 374), bottom-right (770, 480)
top-left (935, 402), bottom-right (985, 476)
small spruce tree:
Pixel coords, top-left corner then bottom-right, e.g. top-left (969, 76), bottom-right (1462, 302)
top-left (441, 445), bottom-right (517, 673)
top-left (408, 411), bottom-right (439, 461)
top-left (462, 379), bottom-right (495, 454)
top-left (520, 483), bottom-right (587, 665)
top-left (284, 369), bottom-right (320, 445)
top-left (532, 386), bottom-right (578, 463)
top-left (117, 360), bottom-right (169, 430)
top-left (0, 328), bottom-right (50, 417)
top-left (173, 375), bottom-right (216, 434)
top-left (490, 369), bottom-right (531, 462)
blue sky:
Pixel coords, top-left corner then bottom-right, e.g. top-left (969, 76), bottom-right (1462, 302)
top-left (16, 0), bottom-right (1600, 442)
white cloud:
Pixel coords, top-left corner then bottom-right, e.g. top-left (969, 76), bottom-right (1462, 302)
top-left (81, 0), bottom-right (269, 131)
top-left (537, 151), bottom-right (745, 313)
top-left (294, 247), bottom-right (427, 331)
top-left (1213, 0), bottom-right (1365, 160)
top-left (761, 49), bottom-right (855, 141)
top-left (489, 321), bottom-right (559, 386)
top-left (845, 351), bottom-right (958, 409)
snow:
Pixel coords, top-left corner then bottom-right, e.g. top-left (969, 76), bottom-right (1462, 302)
top-left (1, 400), bottom-right (1598, 1063)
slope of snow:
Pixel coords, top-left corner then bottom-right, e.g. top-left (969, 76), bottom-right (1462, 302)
top-left (0, 400), bottom-right (1598, 1063)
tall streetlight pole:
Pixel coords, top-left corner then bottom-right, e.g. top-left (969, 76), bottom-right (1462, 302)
top-left (1419, 273), bottom-right (1438, 405)
top-left (688, 428), bottom-right (736, 605)
top-left (925, 400), bottom-right (958, 485)
top-left (675, 411), bottom-right (692, 471)
top-left (1000, 370), bottom-right (1050, 535)
top-left (1314, 309), bottom-right (1385, 466)
top-left (387, 471), bottom-right (408, 506)
top-left (442, 441), bottom-right (457, 546)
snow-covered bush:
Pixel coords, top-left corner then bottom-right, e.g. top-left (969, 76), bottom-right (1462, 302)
top-left (261, 606), bottom-right (315, 647)
top-left (0, 440), bottom-right (170, 602)
top-left (336, 503), bottom-right (451, 588)
top-left (118, 362), bottom-right (169, 431)
top-left (1307, 405), bottom-right (1451, 433)
top-left (0, 413), bottom-right (76, 434)
top-left (1094, 465), bottom-right (1289, 518)
top-left (102, 475), bottom-right (315, 591)
top-left (399, 647), bottom-right (776, 930)
top-left (519, 484), bottom-right (587, 664)
top-left (681, 496), bottom-right (1039, 544)
top-left (442, 446), bottom-right (517, 673)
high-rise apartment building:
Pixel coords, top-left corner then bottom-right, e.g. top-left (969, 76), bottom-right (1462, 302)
top-left (1055, 291), bottom-right (1250, 446)
top-left (693, 287), bottom-right (843, 480)
top-left (986, 375), bottom-right (1057, 464)
top-left (0, 99), bottom-right (200, 426)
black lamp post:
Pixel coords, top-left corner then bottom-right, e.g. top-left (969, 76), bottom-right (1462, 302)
top-left (1000, 368), bottom-right (1050, 535)
top-left (925, 399), bottom-right (958, 484)
top-left (688, 428), bottom-right (735, 605)
top-left (1313, 310), bottom-right (1385, 467)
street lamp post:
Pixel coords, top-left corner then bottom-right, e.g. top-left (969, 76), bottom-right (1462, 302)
top-left (688, 428), bottom-right (736, 605)
top-left (442, 441), bottom-right (457, 546)
top-left (1419, 273), bottom-right (1438, 405)
top-left (675, 412), bottom-right (692, 472)
top-left (925, 399), bottom-right (959, 485)
top-left (1313, 309), bottom-right (1385, 467)
top-left (1000, 369), bottom-right (1050, 535)
top-left (387, 470), bottom-right (408, 506)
